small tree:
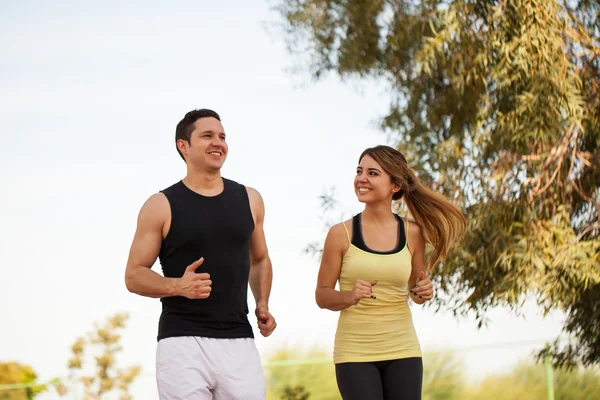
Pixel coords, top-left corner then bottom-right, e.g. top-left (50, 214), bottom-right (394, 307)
top-left (65, 312), bottom-right (141, 400)
top-left (0, 362), bottom-right (45, 400)
top-left (281, 385), bottom-right (310, 400)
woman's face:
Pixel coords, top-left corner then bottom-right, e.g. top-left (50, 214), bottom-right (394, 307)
top-left (354, 155), bottom-right (399, 204)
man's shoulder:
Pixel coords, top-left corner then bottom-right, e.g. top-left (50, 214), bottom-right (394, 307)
top-left (223, 177), bottom-right (239, 185)
top-left (160, 180), bottom-right (184, 196)
top-left (223, 177), bottom-right (247, 189)
top-left (139, 192), bottom-right (170, 222)
top-left (233, 181), bottom-right (264, 214)
top-left (223, 178), bottom-right (261, 197)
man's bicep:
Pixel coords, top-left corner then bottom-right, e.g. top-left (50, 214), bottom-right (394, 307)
top-left (128, 224), bottom-right (162, 270)
top-left (247, 187), bottom-right (269, 264)
top-left (249, 221), bottom-right (269, 264)
top-left (246, 186), bottom-right (265, 225)
top-left (127, 195), bottom-right (167, 270)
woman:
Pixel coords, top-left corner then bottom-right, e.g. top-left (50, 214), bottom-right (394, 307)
top-left (316, 145), bottom-right (467, 400)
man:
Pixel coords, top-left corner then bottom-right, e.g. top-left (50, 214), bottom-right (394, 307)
top-left (125, 109), bottom-right (276, 399)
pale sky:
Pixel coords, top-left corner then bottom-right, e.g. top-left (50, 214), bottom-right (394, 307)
top-left (0, 1), bottom-right (565, 399)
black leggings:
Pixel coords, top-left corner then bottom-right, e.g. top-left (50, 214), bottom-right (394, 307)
top-left (335, 357), bottom-right (423, 400)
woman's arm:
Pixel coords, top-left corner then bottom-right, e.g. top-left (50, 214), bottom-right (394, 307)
top-left (315, 222), bottom-right (376, 311)
top-left (406, 220), bottom-right (434, 304)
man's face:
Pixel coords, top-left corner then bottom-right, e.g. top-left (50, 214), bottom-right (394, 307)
top-left (178, 117), bottom-right (228, 170)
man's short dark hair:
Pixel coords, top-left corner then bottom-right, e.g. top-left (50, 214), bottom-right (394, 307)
top-left (175, 109), bottom-right (221, 161)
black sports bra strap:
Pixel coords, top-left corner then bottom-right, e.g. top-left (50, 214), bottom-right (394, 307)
top-left (351, 213), bottom-right (406, 255)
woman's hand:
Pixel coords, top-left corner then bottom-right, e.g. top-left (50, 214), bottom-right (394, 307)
top-left (410, 271), bottom-right (433, 301)
top-left (348, 279), bottom-right (378, 305)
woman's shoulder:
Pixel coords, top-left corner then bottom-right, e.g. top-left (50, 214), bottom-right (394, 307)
top-left (329, 218), bottom-right (352, 237)
top-left (400, 216), bottom-right (423, 237)
top-left (324, 218), bottom-right (354, 251)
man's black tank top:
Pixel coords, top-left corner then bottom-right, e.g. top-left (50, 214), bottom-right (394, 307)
top-left (157, 178), bottom-right (255, 340)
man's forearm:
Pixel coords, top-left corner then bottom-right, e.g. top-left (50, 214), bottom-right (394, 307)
top-left (125, 265), bottom-right (179, 298)
top-left (249, 258), bottom-right (272, 307)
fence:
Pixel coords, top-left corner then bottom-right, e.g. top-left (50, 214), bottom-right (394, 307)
top-left (0, 340), bottom-right (563, 400)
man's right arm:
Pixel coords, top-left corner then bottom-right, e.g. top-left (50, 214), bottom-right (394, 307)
top-left (124, 193), bottom-right (179, 298)
top-left (124, 193), bottom-right (212, 299)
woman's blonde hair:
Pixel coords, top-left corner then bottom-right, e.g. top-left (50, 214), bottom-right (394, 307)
top-left (359, 145), bottom-right (467, 269)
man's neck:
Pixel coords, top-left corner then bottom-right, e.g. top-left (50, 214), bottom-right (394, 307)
top-left (182, 170), bottom-right (224, 196)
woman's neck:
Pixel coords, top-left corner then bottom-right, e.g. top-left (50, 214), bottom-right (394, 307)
top-left (362, 203), bottom-right (396, 226)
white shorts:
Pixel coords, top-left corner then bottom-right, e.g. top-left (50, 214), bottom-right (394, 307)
top-left (156, 336), bottom-right (266, 400)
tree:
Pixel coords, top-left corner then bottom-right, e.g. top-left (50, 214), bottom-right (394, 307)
top-left (64, 312), bottom-right (141, 400)
top-left (0, 363), bottom-right (46, 400)
top-left (276, 0), bottom-right (600, 367)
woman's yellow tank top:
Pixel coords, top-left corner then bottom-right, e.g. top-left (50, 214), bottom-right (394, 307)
top-left (333, 218), bottom-right (422, 364)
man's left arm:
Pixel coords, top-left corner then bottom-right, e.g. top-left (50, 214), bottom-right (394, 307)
top-left (247, 187), bottom-right (277, 337)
